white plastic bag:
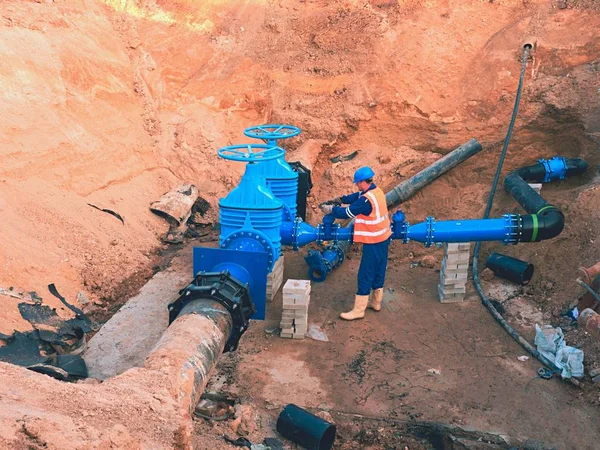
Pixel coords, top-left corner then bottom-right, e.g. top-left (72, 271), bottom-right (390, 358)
top-left (307, 324), bottom-right (329, 342)
top-left (555, 346), bottom-right (584, 379)
top-left (534, 324), bottom-right (584, 379)
top-left (534, 324), bottom-right (565, 361)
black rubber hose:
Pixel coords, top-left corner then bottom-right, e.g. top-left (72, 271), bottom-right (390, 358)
top-left (472, 45), bottom-right (561, 371)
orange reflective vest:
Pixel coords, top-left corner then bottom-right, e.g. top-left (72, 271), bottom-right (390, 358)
top-left (353, 187), bottom-right (392, 244)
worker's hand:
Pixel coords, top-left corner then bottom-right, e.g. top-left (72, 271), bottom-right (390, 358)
top-left (320, 204), bottom-right (334, 215)
top-left (329, 196), bottom-right (343, 205)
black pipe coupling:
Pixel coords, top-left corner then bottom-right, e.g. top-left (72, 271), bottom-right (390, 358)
top-left (168, 271), bottom-right (256, 352)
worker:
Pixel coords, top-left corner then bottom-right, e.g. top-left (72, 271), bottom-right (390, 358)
top-left (320, 166), bottom-right (392, 320)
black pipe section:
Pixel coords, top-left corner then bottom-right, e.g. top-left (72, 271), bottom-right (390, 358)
top-left (486, 252), bottom-right (534, 285)
top-left (386, 138), bottom-right (483, 209)
top-left (277, 404), bottom-right (336, 450)
top-left (512, 158), bottom-right (588, 182)
top-left (504, 157), bottom-right (587, 240)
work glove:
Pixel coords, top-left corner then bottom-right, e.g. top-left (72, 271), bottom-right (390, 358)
top-left (328, 197), bottom-right (343, 205)
top-left (320, 204), bottom-right (334, 215)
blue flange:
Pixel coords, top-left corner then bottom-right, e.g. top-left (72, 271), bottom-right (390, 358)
top-left (220, 228), bottom-right (278, 271)
top-left (538, 156), bottom-right (568, 183)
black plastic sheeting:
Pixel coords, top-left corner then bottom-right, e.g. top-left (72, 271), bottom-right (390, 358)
top-left (0, 285), bottom-right (92, 381)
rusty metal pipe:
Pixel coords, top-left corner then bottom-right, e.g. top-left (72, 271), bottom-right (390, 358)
top-left (578, 308), bottom-right (600, 341)
top-left (144, 299), bottom-right (232, 418)
top-left (578, 261), bottom-right (600, 284)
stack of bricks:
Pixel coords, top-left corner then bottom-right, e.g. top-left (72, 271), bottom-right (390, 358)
top-left (266, 255), bottom-right (285, 303)
top-left (438, 243), bottom-right (470, 303)
top-left (280, 279), bottom-right (310, 339)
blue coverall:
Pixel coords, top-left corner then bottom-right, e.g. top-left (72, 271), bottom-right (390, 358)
top-left (330, 184), bottom-right (391, 296)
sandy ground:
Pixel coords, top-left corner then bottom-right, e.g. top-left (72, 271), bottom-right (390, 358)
top-left (1, 0), bottom-right (600, 448)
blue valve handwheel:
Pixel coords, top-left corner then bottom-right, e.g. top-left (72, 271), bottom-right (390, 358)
top-left (218, 144), bottom-right (285, 162)
top-left (244, 124), bottom-right (301, 141)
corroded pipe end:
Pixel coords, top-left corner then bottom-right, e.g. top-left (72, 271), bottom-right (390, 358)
top-left (579, 308), bottom-right (600, 340)
top-left (522, 36), bottom-right (536, 50)
top-left (579, 261), bottom-right (600, 284)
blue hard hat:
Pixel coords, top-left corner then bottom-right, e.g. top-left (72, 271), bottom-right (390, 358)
top-left (353, 166), bottom-right (375, 183)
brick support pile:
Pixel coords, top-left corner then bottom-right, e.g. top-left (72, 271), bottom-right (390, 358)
top-left (280, 279), bottom-right (310, 339)
top-left (438, 243), bottom-right (470, 303)
top-left (266, 255), bottom-right (284, 302)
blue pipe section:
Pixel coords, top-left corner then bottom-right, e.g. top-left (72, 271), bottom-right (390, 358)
top-left (280, 216), bottom-right (353, 250)
top-left (212, 262), bottom-right (254, 291)
top-left (397, 214), bottom-right (519, 247)
top-left (302, 211), bottom-right (522, 281)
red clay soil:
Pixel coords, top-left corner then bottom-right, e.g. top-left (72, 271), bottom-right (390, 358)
top-left (1, 0), bottom-right (599, 448)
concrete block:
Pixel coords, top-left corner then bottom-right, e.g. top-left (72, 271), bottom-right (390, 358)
top-left (445, 252), bottom-right (470, 263)
top-left (442, 259), bottom-right (469, 272)
top-left (440, 269), bottom-right (468, 281)
top-left (438, 284), bottom-right (465, 303)
top-left (280, 332), bottom-right (293, 339)
top-left (283, 294), bottom-right (310, 306)
top-left (439, 284), bottom-right (466, 294)
top-left (292, 334), bottom-right (305, 340)
top-left (282, 310), bottom-right (306, 319)
top-left (444, 247), bottom-right (467, 256)
top-left (439, 294), bottom-right (466, 304)
top-left (440, 277), bottom-right (467, 288)
top-left (282, 303), bottom-right (308, 311)
top-left (528, 183), bottom-right (542, 194)
top-left (294, 324), bottom-right (307, 333)
top-left (282, 311), bottom-right (306, 320)
top-left (266, 255), bottom-right (285, 303)
top-left (283, 279), bottom-right (311, 296)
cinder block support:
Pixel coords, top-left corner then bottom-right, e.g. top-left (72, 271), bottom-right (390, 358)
top-left (438, 243), bottom-right (470, 303)
top-left (280, 279), bottom-right (310, 339)
top-left (266, 255), bottom-right (285, 302)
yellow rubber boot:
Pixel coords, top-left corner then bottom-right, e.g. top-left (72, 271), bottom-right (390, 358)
top-left (368, 288), bottom-right (383, 311)
top-left (340, 295), bottom-right (369, 321)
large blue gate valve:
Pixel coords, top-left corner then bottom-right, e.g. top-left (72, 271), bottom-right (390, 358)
top-left (218, 143), bottom-right (285, 162)
top-left (244, 124), bottom-right (301, 147)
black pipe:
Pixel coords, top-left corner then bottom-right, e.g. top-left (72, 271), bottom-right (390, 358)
top-left (277, 404), bottom-right (336, 450)
top-left (504, 172), bottom-right (547, 213)
top-left (386, 138), bottom-right (483, 208)
top-left (504, 157), bottom-right (588, 241)
top-left (513, 158), bottom-right (587, 182)
top-left (486, 252), bottom-right (534, 285)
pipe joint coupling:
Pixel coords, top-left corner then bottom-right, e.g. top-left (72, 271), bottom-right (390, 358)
top-left (539, 156), bottom-right (568, 183)
top-left (424, 216), bottom-right (435, 247)
top-left (503, 213), bottom-right (521, 245)
top-left (168, 270), bottom-right (255, 352)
